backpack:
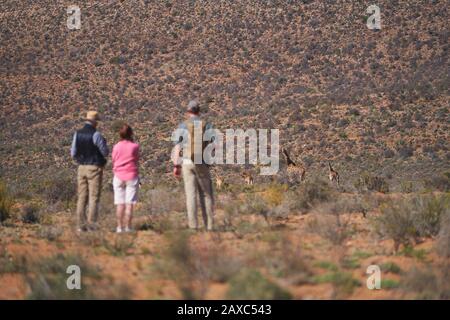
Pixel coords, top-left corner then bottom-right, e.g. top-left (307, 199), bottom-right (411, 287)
top-left (184, 119), bottom-right (208, 163)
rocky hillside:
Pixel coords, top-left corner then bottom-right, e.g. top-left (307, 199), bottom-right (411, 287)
top-left (0, 0), bottom-right (448, 188)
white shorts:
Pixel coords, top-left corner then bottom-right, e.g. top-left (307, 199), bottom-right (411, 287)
top-left (113, 176), bottom-right (139, 205)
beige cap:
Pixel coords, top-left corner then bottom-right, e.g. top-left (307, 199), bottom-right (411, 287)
top-left (86, 111), bottom-right (101, 121)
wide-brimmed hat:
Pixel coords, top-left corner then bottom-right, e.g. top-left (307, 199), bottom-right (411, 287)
top-left (86, 111), bottom-right (101, 121)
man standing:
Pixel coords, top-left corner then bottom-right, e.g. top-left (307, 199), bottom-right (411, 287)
top-left (172, 100), bottom-right (214, 231)
top-left (71, 111), bottom-right (109, 232)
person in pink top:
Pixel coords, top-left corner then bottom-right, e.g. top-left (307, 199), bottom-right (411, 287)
top-left (112, 124), bottom-right (140, 233)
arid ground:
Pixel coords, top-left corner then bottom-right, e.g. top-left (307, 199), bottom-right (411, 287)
top-left (1, 180), bottom-right (449, 299)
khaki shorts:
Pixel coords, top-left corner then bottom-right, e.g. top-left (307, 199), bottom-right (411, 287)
top-left (113, 176), bottom-right (139, 205)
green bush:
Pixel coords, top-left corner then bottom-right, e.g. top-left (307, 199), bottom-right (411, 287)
top-left (340, 256), bottom-right (360, 269)
top-left (313, 271), bottom-right (361, 297)
top-left (381, 262), bottom-right (403, 274)
top-left (227, 269), bottom-right (292, 300)
top-left (381, 279), bottom-right (400, 289)
top-left (314, 261), bottom-right (339, 272)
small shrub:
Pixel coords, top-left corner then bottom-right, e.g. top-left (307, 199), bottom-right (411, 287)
top-left (307, 213), bottom-right (352, 245)
top-left (197, 244), bottom-right (242, 283)
top-left (37, 226), bottom-right (64, 242)
top-left (316, 196), bottom-right (367, 216)
top-left (401, 265), bottom-right (450, 299)
top-left (102, 234), bottom-right (136, 256)
top-left (19, 204), bottom-right (41, 224)
top-left (351, 250), bottom-right (374, 259)
top-left (355, 172), bottom-right (389, 193)
top-left (381, 262), bottom-right (403, 274)
top-left (400, 181), bottom-right (414, 193)
top-left (395, 140), bottom-right (414, 158)
top-left (25, 254), bottom-right (98, 299)
top-left (0, 181), bottom-right (12, 223)
top-left (233, 220), bottom-right (266, 237)
top-left (135, 215), bottom-right (173, 233)
top-left (374, 202), bottom-right (417, 252)
top-left (373, 194), bottom-right (448, 251)
top-left (383, 148), bottom-right (395, 158)
top-left (436, 205), bottom-right (450, 257)
top-left (424, 171), bottom-right (450, 192)
top-left (292, 178), bottom-right (333, 212)
top-left (308, 197), bottom-right (355, 245)
top-left (41, 174), bottom-right (76, 206)
top-left (314, 261), bottom-right (339, 272)
top-left (232, 193), bottom-right (280, 226)
top-left (263, 235), bottom-right (311, 283)
top-left (111, 120), bottom-right (126, 132)
top-left (340, 256), bottom-right (360, 269)
top-left (264, 183), bottom-right (287, 207)
top-left (397, 145), bottom-right (414, 158)
top-left (140, 186), bottom-right (185, 215)
top-left (153, 232), bottom-right (209, 299)
top-left (381, 279), bottom-right (400, 289)
top-left (413, 194), bottom-right (449, 237)
top-left (0, 247), bottom-right (27, 274)
top-left (313, 271), bottom-right (361, 297)
top-left (78, 231), bottom-right (106, 248)
top-left (239, 194), bottom-right (270, 217)
top-left (227, 268), bottom-right (292, 300)
top-left (109, 56), bottom-right (126, 64)
top-left (25, 254), bottom-right (131, 299)
top-left (399, 246), bottom-right (428, 261)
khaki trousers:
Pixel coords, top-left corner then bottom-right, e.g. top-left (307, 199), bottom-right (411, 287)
top-left (76, 165), bottom-right (103, 229)
top-left (182, 163), bottom-right (214, 231)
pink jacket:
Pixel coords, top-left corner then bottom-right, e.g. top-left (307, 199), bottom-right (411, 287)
top-left (112, 140), bottom-right (139, 181)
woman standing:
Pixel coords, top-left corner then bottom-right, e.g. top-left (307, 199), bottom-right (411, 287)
top-left (112, 124), bottom-right (140, 233)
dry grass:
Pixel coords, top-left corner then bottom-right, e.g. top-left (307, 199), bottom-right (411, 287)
top-left (0, 181), bottom-right (12, 224)
top-left (373, 194), bottom-right (449, 252)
